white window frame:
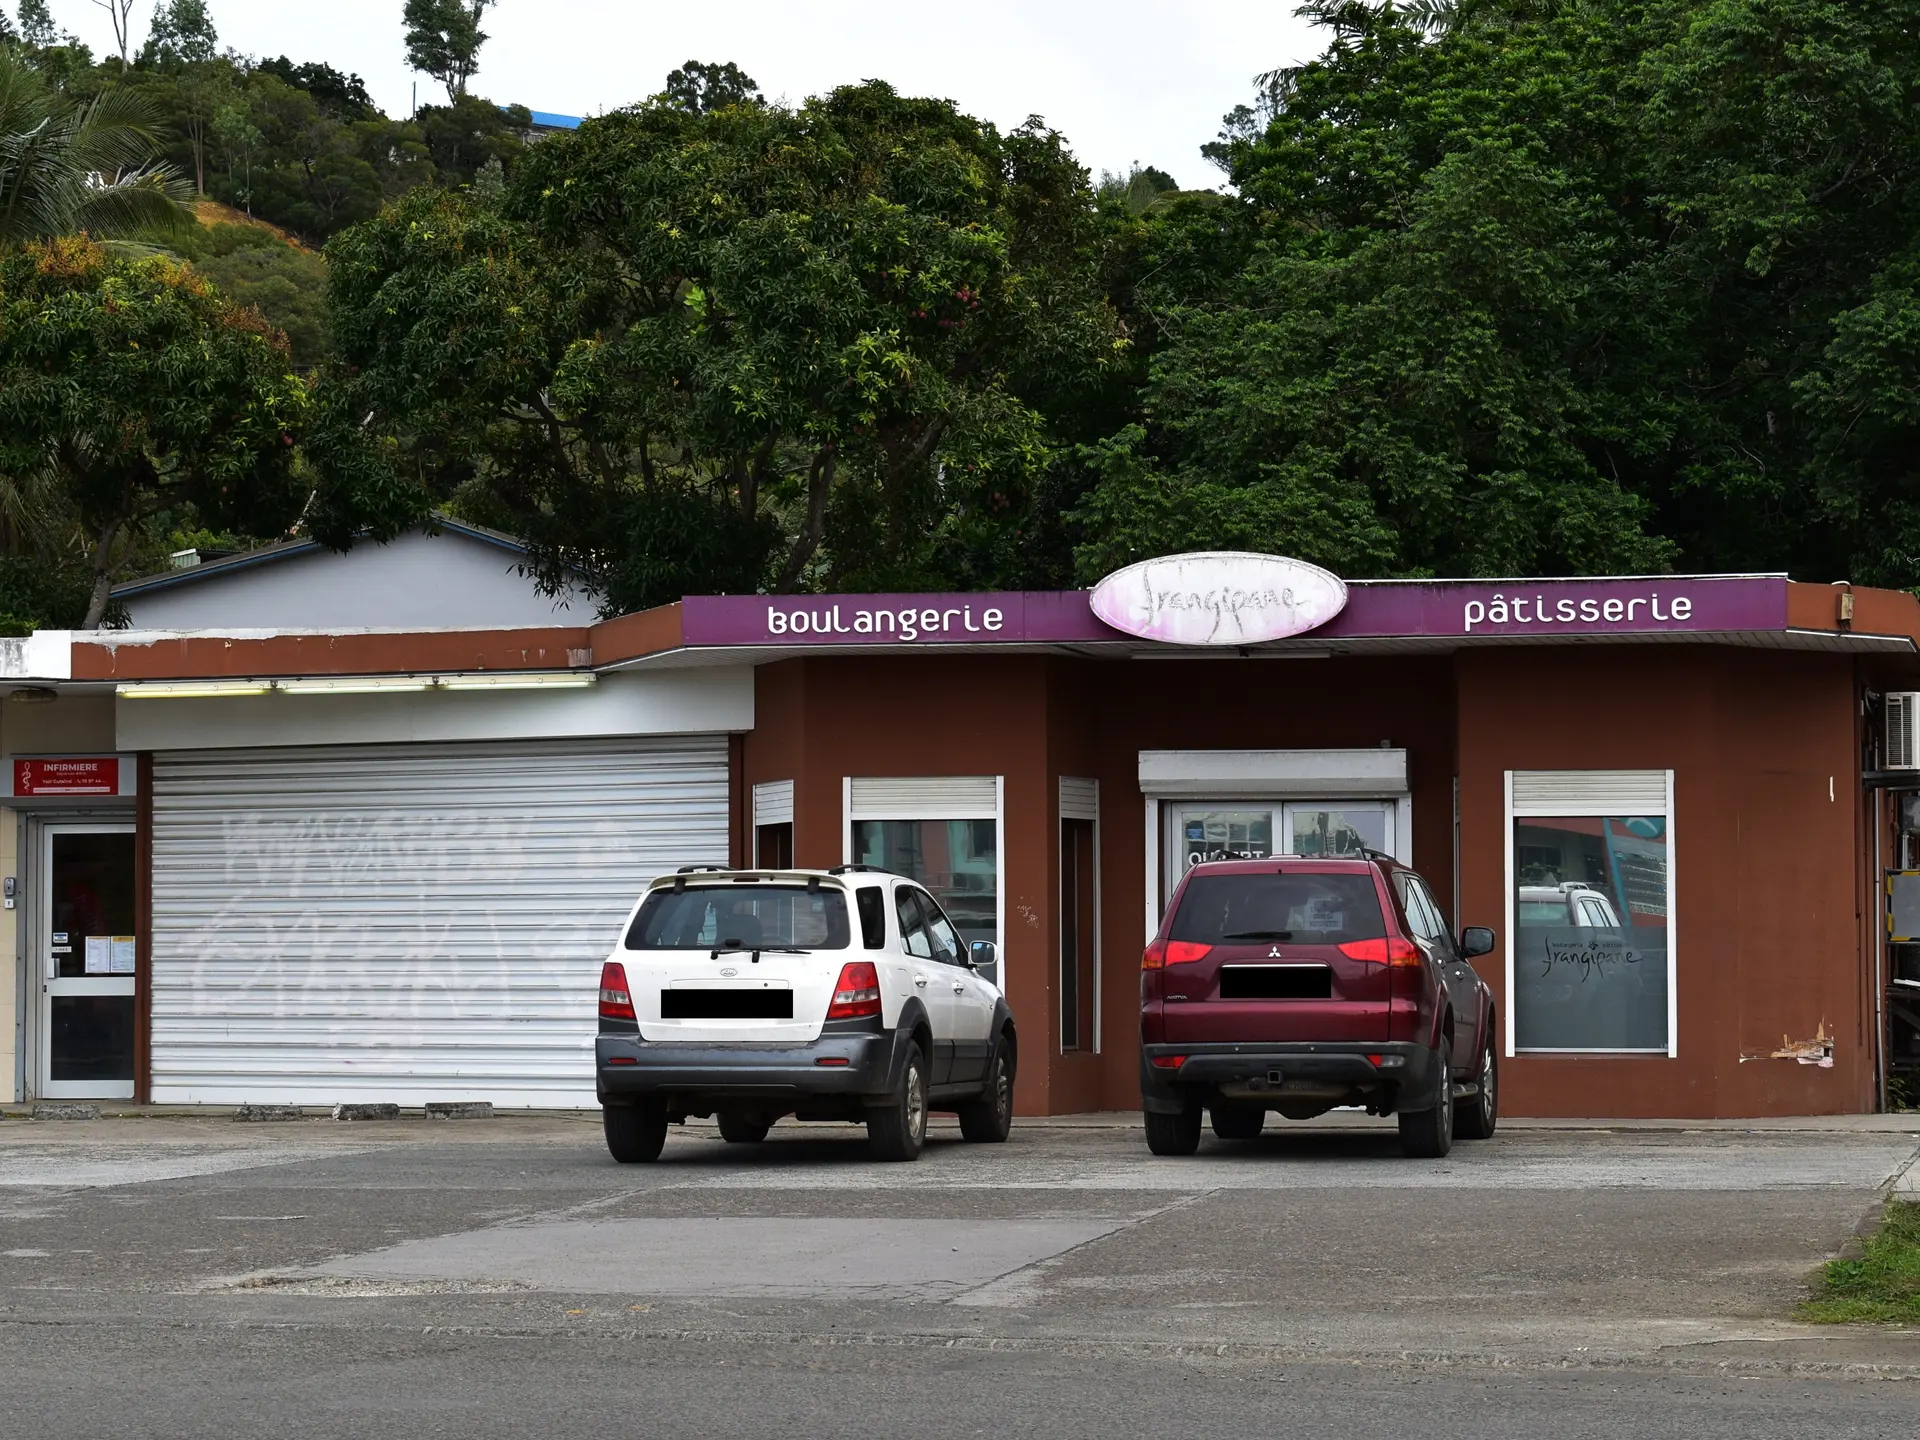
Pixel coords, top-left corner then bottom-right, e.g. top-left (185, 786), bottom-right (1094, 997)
top-left (843, 776), bottom-right (1004, 966)
top-left (751, 780), bottom-right (794, 866)
top-left (1504, 769), bottom-right (1677, 1060)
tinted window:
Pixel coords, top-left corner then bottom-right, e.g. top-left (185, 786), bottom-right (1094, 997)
top-left (856, 887), bottom-right (886, 950)
top-left (894, 888), bottom-right (934, 958)
top-left (918, 890), bottom-right (962, 964)
top-left (626, 886), bottom-right (850, 950)
top-left (1169, 873), bottom-right (1385, 945)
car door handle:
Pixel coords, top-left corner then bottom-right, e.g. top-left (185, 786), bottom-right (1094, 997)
top-left (914, 976), bottom-right (928, 988)
top-left (952, 983), bottom-right (966, 994)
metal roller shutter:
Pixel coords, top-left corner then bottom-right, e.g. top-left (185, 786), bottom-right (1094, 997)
top-left (150, 736), bottom-right (728, 1106)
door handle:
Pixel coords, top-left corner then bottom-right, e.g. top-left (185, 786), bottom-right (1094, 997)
top-left (952, 983), bottom-right (966, 994)
top-left (914, 976), bottom-right (928, 988)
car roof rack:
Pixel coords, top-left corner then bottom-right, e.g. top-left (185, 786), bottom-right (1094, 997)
top-left (676, 864), bottom-right (732, 874)
top-left (827, 864), bottom-right (886, 875)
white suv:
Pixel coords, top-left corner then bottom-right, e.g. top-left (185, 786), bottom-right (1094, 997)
top-left (594, 866), bottom-right (1016, 1162)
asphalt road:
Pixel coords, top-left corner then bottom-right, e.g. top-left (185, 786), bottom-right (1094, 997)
top-left (2, 1111), bottom-right (1917, 1438)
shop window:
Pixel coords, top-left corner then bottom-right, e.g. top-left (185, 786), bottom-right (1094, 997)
top-left (1060, 818), bottom-right (1095, 1050)
top-left (856, 820), bottom-right (997, 946)
top-left (1509, 771), bottom-right (1673, 1055)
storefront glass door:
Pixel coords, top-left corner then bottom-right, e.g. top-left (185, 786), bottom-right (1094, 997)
top-left (38, 824), bottom-right (137, 1100)
top-left (1163, 802), bottom-right (1395, 901)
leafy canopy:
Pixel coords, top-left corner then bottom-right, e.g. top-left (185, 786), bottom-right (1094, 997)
top-left (0, 237), bottom-right (310, 625)
top-left (1078, 0), bottom-right (1920, 586)
top-left (323, 81), bottom-right (1124, 612)
top-left (403, 0), bottom-right (495, 104)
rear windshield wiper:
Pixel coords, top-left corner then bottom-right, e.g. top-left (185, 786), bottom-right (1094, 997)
top-left (709, 945), bottom-right (809, 960)
top-left (1220, 930), bottom-right (1293, 941)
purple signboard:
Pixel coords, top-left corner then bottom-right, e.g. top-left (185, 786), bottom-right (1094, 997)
top-left (679, 576), bottom-right (1788, 649)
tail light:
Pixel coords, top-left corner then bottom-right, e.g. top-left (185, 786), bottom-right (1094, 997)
top-left (1338, 937), bottom-right (1422, 966)
top-left (598, 961), bottom-right (636, 1021)
top-left (1149, 1054), bottom-right (1187, 1069)
top-left (1142, 940), bottom-right (1212, 970)
top-left (827, 961), bottom-right (882, 1019)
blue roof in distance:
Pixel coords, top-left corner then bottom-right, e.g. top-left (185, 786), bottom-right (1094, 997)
top-left (527, 110), bottom-right (582, 130)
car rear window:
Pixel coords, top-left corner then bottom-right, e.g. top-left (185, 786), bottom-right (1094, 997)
top-left (625, 886), bottom-right (851, 950)
top-left (1169, 872), bottom-right (1386, 945)
top-left (1517, 900), bottom-right (1569, 924)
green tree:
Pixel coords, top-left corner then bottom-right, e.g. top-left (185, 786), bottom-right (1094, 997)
top-left (177, 221), bottom-right (330, 365)
top-left (661, 60), bottom-right (763, 114)
top-left (403, 0), bottom-right (495, 104)
top-left (16, 1), bottom-right (60, 48)
top-left (140, 0), bottom-right (216, 66)
top-left (0, 236), bottom-right (311, 625)
top-left (324, 82), bottom-right (1124, 611)
top-left (1076, 0), bottom-right (1920, 587)
top-left (0, 47), bottom-right (192, 247)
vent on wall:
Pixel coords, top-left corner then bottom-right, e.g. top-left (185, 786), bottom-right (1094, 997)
top-left (1888, 693), bottom-right (1920, 770)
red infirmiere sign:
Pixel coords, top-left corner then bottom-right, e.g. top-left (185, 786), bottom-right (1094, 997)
top-left (13, 758), bottom-right (119, 796)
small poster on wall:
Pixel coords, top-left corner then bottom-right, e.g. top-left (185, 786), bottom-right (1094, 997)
top-left (84, 936), bottom-right (110, 974)
top-left (109, 937), bottom-right (136, 974)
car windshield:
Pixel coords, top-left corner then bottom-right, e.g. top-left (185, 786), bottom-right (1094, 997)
top-left (625, 885), bottom-right (851, 950)
top-left (1169, 872), bottom-right (1385, 945)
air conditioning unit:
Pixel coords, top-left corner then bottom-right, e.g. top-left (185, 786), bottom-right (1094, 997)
top-left (1887, 692), bottom-right (1920, 770)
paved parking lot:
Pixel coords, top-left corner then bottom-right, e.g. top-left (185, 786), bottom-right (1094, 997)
top-left (1, 1111), bottom-right (1916, 1438)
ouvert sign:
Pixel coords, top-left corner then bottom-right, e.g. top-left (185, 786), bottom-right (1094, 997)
top-left (1089, 551), bottom-right (1348, 646)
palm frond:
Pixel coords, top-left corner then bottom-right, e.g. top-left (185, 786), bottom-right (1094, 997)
top-left (0, 49), bottom-right (195, 248)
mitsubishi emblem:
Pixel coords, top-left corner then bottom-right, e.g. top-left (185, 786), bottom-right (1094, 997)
top-left (1267, 946), bottom-right (1283, 958)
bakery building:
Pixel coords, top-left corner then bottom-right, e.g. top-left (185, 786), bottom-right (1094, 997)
top-left (2, 545), bottom-right (1916, 1118)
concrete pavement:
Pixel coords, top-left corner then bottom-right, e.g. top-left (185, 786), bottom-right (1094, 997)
top-left (0, 1112), bottom-right (1916, 1437)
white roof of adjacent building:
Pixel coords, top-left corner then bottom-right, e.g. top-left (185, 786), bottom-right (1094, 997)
top-left (111, 520), bottom-right (596, 632)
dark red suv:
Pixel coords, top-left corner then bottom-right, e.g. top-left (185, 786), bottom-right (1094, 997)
top-left (1138, 854), bottom-right (1497, 1158)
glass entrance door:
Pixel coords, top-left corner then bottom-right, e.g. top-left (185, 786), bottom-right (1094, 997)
top-left (38, 824), bottom-right (137, 1100)
top-left (1163, 802), bottom-right (1396, 902)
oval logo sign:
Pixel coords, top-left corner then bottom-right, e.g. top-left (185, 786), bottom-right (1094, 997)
top-left (1090, 551), bottom-right (1347, 646)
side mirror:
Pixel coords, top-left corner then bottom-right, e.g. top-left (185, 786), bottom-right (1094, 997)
top-left (969, 940), bottom-right (1000, 984)
top-left (1459, 926), bottom-right (1495, 959)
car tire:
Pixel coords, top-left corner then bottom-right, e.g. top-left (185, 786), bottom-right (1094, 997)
top-left (1144, 1105), bottom-right (1203, 1156)
top-left (717, 1111), bottom-right (772, 1145)
top-left (867, 1043), bottom-right (929, 1161)
top-left (1455, 1029), bottom-right (1498, 1141)
top-left (1397, 1037), bottom-right (1454, 1158)
top-left (603, 1103), bottom-right (668, 1164)
top-left (1209, 1102), bottom-right (1264, 1141)
top-left (956, 1038), bottom-right (1014, 1143)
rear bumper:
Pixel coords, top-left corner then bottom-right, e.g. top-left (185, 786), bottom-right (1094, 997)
top-left (596, 1030), bottom-right (897, 1105)
top-left (1138, 1041), bottom-right (1443, 1115)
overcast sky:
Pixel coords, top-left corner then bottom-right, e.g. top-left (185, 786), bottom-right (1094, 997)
top-left (42, 1), bottom-right (1325, 187)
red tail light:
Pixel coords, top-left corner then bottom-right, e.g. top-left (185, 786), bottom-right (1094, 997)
top-left (598, 961), bottom-right (636, 1020)
top-left (1150, 1054), bottom-right (1188, 1069)
top-left (1338, 937), bottom-right (1422, 966)
top-left (1143, 940), bottom-right (1212, 970)
top-left (827, 961), bottom-right (882, 1019)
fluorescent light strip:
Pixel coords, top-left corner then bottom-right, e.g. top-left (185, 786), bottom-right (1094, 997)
top-left (436, 673), bottom-right (596, 690)
top-left (117, 681), bottom-right (278, 699)
top-left (279, 676), bottom-right (437, 695)
top-left (118, 672), bottom-right (597, 699)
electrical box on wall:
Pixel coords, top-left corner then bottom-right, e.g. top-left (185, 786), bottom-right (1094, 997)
top-left (1887, 692), bottom-right (1920, 770)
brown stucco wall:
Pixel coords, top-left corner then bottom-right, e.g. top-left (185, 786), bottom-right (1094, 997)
top-left (1457, 646), bottom-right (1870, 1117)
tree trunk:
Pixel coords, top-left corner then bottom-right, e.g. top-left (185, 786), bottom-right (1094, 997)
top-left (774, 446), bottom-right (835, 593)
top-left (81, 517), bottom-right (124, 630)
